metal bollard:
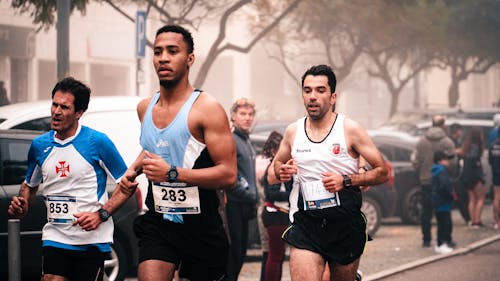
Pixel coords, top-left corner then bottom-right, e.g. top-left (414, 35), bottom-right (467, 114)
top-left (8, 219), bottom-right (21, 281)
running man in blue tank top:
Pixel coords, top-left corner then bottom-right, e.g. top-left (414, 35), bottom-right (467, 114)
top-left (268, 65), bottom-right (388, 281)
top-left (8, 77), bottom-right (139, 281)
top-left (120, 25), bottom-right (237, 281)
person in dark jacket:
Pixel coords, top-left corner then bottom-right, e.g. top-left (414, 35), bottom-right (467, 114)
top-left (431, 151), bottom-right (455, 254)
top-left (226, 97), bottom-right (259, 281)
top-left (412, 115), bottom-right (455, 247)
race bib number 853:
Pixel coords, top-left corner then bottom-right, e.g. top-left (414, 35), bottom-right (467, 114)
top-left (46, 195), bottom-right (78, 224)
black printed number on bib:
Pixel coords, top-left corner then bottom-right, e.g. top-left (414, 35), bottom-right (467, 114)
top-left (153, 182), bottom-right (201, 214)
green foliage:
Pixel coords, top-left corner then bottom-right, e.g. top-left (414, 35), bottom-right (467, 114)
top-left (11, 0), bottom-right (89, 30)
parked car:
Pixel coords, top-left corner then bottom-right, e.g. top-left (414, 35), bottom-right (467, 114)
top-left (368, 130), bottom-right (422, 225)
top-left (0, 129), bottom-right (142, 281)
top-left (379, 118), bottom-right (495, 196)
top-left (380, 108), bottom-right (500, 132)
top-left (250, 122), bottom-right (398, 236)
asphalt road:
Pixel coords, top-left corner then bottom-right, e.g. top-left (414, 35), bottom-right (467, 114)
top-left (375, 239), bottom-right (500, 281)
top-left (126, 205), bottom-right (500, 281)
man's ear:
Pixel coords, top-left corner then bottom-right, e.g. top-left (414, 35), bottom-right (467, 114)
top-left (187, 53), bottom-right (195, 68)
top-left (75, 110), bottom-right (84, 120)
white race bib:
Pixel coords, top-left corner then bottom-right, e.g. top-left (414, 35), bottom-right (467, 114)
top-left (46, 195), bottom-right (78, 224)
top-left (152, 182), bottom-right (201, 214)
top-left (301, 180), bottom-right (341, 210)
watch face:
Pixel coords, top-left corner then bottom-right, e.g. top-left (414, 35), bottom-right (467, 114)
top-left (168, 167), bottom-right (178, 182)
top-left (99, 209), bottom-right (110, 221)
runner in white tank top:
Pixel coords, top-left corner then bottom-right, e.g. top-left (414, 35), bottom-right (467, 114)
top-left (268, 65), bottom-right (388, 281)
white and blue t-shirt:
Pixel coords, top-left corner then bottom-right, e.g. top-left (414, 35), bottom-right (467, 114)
top-left (25, 124), bottom-right (127, 252)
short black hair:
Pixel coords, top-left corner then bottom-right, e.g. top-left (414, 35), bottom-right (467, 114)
top-left (449, 123), bottom-right (463, 134)
top-left (434, 150), bottom-right (454, 163)
top-left (301, 65), bottom-right (337, 93)
top-left (51, 77), bottom-right (90, 113)
top-left (156, 25), bottom-right (194, 54)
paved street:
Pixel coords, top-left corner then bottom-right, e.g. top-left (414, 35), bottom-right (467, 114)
top-left (238, 204), bottom-right (500, 281)
top-left (126, 204), bottom-right (500, 281)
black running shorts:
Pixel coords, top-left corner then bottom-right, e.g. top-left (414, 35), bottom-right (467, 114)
top-left (42, 246), bottom-right (105, 281)
top-left (282, 211), bottom-right (367, 265)
top-left (133, 212), bottom-right (229, 281)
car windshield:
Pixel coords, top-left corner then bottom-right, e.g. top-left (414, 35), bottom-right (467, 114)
top-left (0, 118), bottom-right (5, 125)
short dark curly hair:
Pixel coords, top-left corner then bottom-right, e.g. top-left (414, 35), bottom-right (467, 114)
top-left (156, 24), bottom-right (194, 54)
top-left (301, 64), bottom-right (337, 93)
top-left (51, 77), bottom-right (90, 113)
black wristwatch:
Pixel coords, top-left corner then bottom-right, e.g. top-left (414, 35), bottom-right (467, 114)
top-left (342, 175), bottom-right (353, 188)
top-left (98, 208), bottom-right (110, 222)
top-left (167, 165), bottom-right (178, 183)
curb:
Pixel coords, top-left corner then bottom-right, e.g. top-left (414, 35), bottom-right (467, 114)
top-left (364, 233), bottom-right (500, 281)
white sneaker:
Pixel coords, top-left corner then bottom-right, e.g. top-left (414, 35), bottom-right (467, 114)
top-left (435, 244), bottom-right (453, 254)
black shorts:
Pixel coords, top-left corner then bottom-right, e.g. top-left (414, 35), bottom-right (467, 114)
top-left (133, 212), bottom-right (229, 281)
top-left (42, 246), bottom-right (105, 281)
top-left (282, 211), bottom-right (367, 265)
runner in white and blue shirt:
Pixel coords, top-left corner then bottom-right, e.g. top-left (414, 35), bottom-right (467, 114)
top-left (25, 124), bottom-right (127, 251)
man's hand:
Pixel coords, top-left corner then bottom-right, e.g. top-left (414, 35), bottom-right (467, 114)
top-left (321, 172), bottom-right (344, 193)
top-left (142, 151), bottom-right (170, 182)
top-left (8, 196), bottom-right (28, 218)
top-left (73, 211), bottom-right (102, 231)
top-left (278, 159), bottom-right (297, 182)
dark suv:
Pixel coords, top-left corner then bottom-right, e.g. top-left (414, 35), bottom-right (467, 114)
top-left (0, 129), bottom-right (140, 281)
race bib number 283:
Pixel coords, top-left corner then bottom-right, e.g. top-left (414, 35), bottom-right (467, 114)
top-left (152, 182), bottom-right (201, 214)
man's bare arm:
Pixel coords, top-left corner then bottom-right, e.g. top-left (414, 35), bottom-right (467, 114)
top-left (174, 94), bottom-right (237, 189)
top-left (346, 119), bottom-right (388, 187)
top-left (269, 123), bottom-right (296, 184)
top-left (8, 182), bottom-right (38, 218)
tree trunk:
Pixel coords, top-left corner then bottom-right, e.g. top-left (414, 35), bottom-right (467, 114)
top-left (448, 78), bottom-right (460, 107)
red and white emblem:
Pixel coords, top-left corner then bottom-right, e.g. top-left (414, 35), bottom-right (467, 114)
top-left (55, 161), bottom-right (70, 177)
top-left (331, 143), bottom-right (341, 155)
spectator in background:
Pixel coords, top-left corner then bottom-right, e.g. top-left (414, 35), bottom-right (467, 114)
top-left (226, 97), bottom-right (259, 281)
top-left (0, 80), bottom-right (10, 106)
top-left (488, 125), bottom-right (500, 230)
top-left (255, 144), bottom-right (271, 280)
top-left (412, 115), bottom-right (455, 247)
top-left (449, 123), bottom-right (470, 225)
top-left (458, 127), bottom-right (486, 228)
top-left (432, 151), bottom-right (456, 254)
top-left (260, 131), bottom-right (291, 281)
top-left (488, 114), bottom-right (500, 146)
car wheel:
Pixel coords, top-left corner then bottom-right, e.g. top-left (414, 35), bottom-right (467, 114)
top-left (104, 237), bottom-right (127, 281)
top-left (400, 186), bottom-right (421, 225)
top-left (361, 196), bottom-right (382, 236)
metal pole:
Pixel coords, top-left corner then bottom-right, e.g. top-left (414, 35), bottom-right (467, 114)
top-left (8, 219), bottom-right (21, 281)
top-left (57, 0), bottom-right (70, 79)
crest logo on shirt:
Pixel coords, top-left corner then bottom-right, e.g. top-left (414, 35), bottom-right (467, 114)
top-left (55, 161), bottom-right (70, 177)
top-left (331, 143), bottom-right (341, 155)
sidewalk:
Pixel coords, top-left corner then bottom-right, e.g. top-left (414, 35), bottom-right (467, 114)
top-left (238, 204), bottom-right (500, 281)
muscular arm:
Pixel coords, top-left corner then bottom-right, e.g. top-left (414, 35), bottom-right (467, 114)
top-left (346, 119), bottom-right (388, 187)
top-left (183, 94), bottom-right (237, 189)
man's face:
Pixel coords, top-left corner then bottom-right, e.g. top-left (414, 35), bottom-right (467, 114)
top-left (302, 75), bottom-right (335, 120)
top-left (153, 32), bottom-right (194, 89)
top-left (51, 91), bottom-right (82, 139)
top-left (231, 106), bottom-right (255, 134)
